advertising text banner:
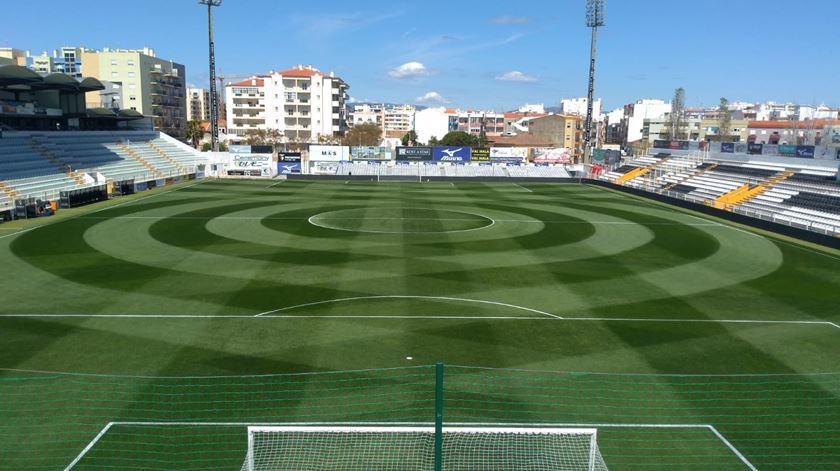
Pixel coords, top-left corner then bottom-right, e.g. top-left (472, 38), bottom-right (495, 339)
top-left (432, 146), bottom-right (471, 163)
top-left (471, 148), bottom-right (490, 162)
top-left (352, 146), bottom-right (394, 161)
top-left (396, 146), bottom-right (433, 162)
top-left (309, 145), bottom-right (350, 161)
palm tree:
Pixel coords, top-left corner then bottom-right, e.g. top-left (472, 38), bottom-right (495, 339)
top-left (186, 120), bottom-right (204, 149)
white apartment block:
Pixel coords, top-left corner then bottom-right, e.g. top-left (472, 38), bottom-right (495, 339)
top-left (560, 97), bottom-right (603, 121)
top-left (225, 65), bottom-right (349, 143)
top-left (349, 104), bottom-right (415, 136)
top-left (187, 88), bottom-right (211, 121)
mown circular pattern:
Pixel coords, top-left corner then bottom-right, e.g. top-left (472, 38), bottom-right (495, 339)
top-left (308, 207), bottom-right (495, 234)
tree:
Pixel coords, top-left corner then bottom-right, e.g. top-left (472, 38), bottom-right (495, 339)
top-left (186, 120), bottom-right (204, 149)
top-left (718, 97), bottom-right (732, 141)
top-left (477, 129), bottom-right (489, 148)
top-left (401, 130), bottom-right (419, 146)
top-left (428, 136), bottom-right (440, 146)
top-left (669, 87), bottom-right (686, 140)
top-left (244, 129), bottom-right (283, 147)
top-left (201, 142), bottom-right (227, 152)
top-left (342, 123), bottom-right (382, 147)
top-left (439, 131), bottom-right (478, 147)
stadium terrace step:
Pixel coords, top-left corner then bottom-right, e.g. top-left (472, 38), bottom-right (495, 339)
top-left (116, 142), bottom-right (162, 177)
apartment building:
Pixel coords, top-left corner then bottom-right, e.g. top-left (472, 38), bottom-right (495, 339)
top-left (0, 48), bottom-right (26, 66)
top-left (27, 47), bottom-right (84, 78)
top-left (560, 97), bottom-right (603, 120)
top-left (187, 88), bottom-right (211, 121)
top-left (81, 47), bottom-right (186, 138)
top-left (225, 65), bottom-right (349, 143)
top-left (455, 110), bottom-right (505, 136)
top-left (349, 103), bottom-right (415, 137)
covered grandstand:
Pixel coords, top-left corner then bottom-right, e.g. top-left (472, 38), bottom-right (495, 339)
top-left (0, 65), bottom-right (205, 217)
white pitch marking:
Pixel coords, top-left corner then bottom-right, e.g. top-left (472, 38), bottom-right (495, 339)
top-left (255, 295), bottom-right (562, 319)
top-left (514, 183), bottom-right (533, 193)
top-left (265, 180), bottom-right (285, 189)
top-left (707, 425), bottom-right (759, 471)
top-left (64, 422), bottom-right (114, 470)
top-left (563, 317), bottom-right (839, 328)
top-left (0, 180), bottom-right (207, 241)
top-left (308, 208), bottom-right (496, 234)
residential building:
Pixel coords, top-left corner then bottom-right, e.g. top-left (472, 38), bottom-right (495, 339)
top-left (642, 116), bottom-right (749, 143)
top-left (529, 114), bottom-right (584, 156)
top-left (747, 120), bottom-right (840, 146)
top-left (187, 88), bottom-right (211, 121)
top-left (81, 47), bottom-right (187, 138)
top-left (503, 111), bottom-right (547, 135)
top-left (0, 48), bottom-right (26, 66)
top-left (414, 107), bottom-right (455, 144)
top-left (518, 103), bottom-right (545, 114)
top-left (225, 65), bottom-right (349, 144)
top-left (617, 99), bottom-right (672, 147)
top-left (604, 107), bottom-right (625, 145)
top-left (348, 103), bottom-right (415, 138)
top-left (27, 47), bottom-right (84, 78)
top-left (455, 110), bottom-right (505, 137)
top-left (560, 97), bottom-right (603, 121)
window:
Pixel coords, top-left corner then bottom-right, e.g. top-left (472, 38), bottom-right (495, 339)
top-left (129, 96), bottom-right (136, 101)
top-left (127, 60), bottom-right (134, 66)
top-left (128, 72), bottom-right (135, 78)
top-left (111, 71), bottom-right (118, 78)
top-left (110, 59), bottom-right (118, 66)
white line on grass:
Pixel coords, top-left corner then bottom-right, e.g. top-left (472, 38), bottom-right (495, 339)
top-left (513, 183), bottom-right (533, 193)
top-left (563, 317), bottom-right (840, 329)
top-left (0, 179), bottom-right (207, 241)
top-left (65, 421), bottom-right (757, 471)
top-left (255, 295), bottom-right (563, 319)
top-left (265, 180), bottom-right (285, 189)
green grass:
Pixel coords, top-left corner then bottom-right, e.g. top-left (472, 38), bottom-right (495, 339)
top-left (1, 179), bottom-right (839, 470)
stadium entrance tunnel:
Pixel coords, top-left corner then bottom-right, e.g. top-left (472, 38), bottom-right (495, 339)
top-left (308, 207), bottom-right (495, 234)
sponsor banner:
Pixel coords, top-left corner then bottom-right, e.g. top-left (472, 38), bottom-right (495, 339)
top-left (721, 142), bottom-right (735, 153)
top-left (278, 162), bottom-right (302, 174)
top-left (251, 145), bottom-right (273, 154)
top-left (762, 144), bottom-right (779, 156)
top-left (669, 140), bottom-right (689, 151)
top-left (230, 153), bottom-right (273, 177)
top-left (748, 143), bottom-right (763, 155)
top-left (309, 145), bottom-right (350, 161)
top-left (795, 145), bottom-right (815, 159)
top-left (734, 143), bottom-right (748, 154)
top-left (653, 139), bottom-right (670, 149)
top-left (490, 147), bottom-right (528, 159)
top-left (351, 146), bottom-right (393, 161)
top-left (229, 145), bottom-right (251, 154)
top-left (433, 146), bottom-right (471, 163)
top-left (280, 152), bottom-right (302, 162)
top-left (396, 146), bottom-right (433, 162)
top-left (592, 149), bottom-right (606, 163)
top-left (778, 144), bottom-right (797, 157)
top-left (709, 142), bottom-right (722, 153)
top-left (606, 150), bottom-right (622, 165)
top-left (532, 147), bottom-right (572, 164)
top-left (471, 148), bottom-right (490, 162)
top-left (688, 141), bottom-right (700, 151)
top-left (816, 146), bottom-right (835, 160)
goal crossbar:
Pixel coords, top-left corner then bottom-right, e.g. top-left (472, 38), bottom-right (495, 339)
top-left (244, 425), bottom-right (604, 471)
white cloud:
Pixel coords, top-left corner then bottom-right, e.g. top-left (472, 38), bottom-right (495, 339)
top-left (416, 92), bottom-right (449, 104)
top-left (496, 71), bottom-right (538, 82)
top-left (488, 16), bottom-right (530, 25)
top-left (388, 62), bottom-right (430, 79)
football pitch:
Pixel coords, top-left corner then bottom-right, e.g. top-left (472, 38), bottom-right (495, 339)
top-left (1, 179), bottom-right (839, 470)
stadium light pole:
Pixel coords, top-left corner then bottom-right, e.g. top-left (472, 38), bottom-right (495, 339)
top-left (199, 0), bottom-right (222, 152)
top-left (584, 0), bottom-right (605, 164)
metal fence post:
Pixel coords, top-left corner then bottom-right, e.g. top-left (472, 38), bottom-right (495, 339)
top-left (434, 361), bottom-right (444, 471)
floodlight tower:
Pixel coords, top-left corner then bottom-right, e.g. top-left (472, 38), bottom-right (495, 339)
top-left (199, 0), bottom-right (221, 152)
top-left (584, 0), bottom-right (605, 163)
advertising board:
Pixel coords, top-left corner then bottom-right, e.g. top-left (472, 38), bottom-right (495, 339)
top-left (748, 143), bottom-right (763, 155)
top-left (278, 162), bottom-right (302, 174)
top-left (396, 147), bottom-right (433, 162)
top-left (309, 145), bottom-right (350, 162)
top-left (280, 152), bottom-right (302, 162)
top-left (532, 148), bottom-right (573, 164)
top-left (432, 146), bottom-right (471, 163)
top-left (230, 153), bottom-right (273, 177)
top-left (489, 147), bottom-right (528, 163)
top-left (351, 146), bottom-right (393, 161)
top-left (721, 142), bottom-right (735, 153)
top-left (471, 148), bottom-right (490, 162)
top-left (778, 145), bottom-right (797, 157)
top-left (795, 145), bottom-right (815, 159)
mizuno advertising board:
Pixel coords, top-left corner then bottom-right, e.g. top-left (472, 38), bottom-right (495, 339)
top-left (795, 145), bottom-right (815, 159)
top-left (433, 146), bottom-right (471, 163)
top-left (351, 146), bottom-right (393, 161)
top-left (309, 145), bottom-right (350, 162)
top-left (396, 146), bottom-right (433, 162)
top-left (721, 142), bottom-right (735, 153)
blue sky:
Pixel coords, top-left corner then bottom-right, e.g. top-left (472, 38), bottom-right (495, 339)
top-left (3, 0), bottom-right (839, 111)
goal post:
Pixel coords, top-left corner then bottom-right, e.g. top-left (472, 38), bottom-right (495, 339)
top-left (243, 426), bottom-right (609, 471)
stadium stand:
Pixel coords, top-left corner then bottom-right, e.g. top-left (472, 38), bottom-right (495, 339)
top-left (600, 153), bottom-right (840, 236)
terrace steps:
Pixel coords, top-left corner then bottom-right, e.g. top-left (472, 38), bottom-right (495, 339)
top-left (147, 140), bottom-right (185, 172)
top-left (117, 142), bottom-right (162, 177)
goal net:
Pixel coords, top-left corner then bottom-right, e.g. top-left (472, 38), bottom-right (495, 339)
top-left (242, 426), bottom-right (609, 471)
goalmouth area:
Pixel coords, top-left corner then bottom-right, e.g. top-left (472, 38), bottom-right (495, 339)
top-left (0, 179), bottom-right (839, 470)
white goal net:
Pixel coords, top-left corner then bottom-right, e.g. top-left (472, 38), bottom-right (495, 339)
top-left (242, 426), bottom-right (609, 470)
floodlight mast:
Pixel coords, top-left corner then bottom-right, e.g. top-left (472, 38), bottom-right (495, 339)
top-left (583, 0), bottom-right (604, 164)
top-left (200, 0), bottom-right (222, 152)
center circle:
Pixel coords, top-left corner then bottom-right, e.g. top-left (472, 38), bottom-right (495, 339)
top-left (308, 207), bottom-right (495, 234)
